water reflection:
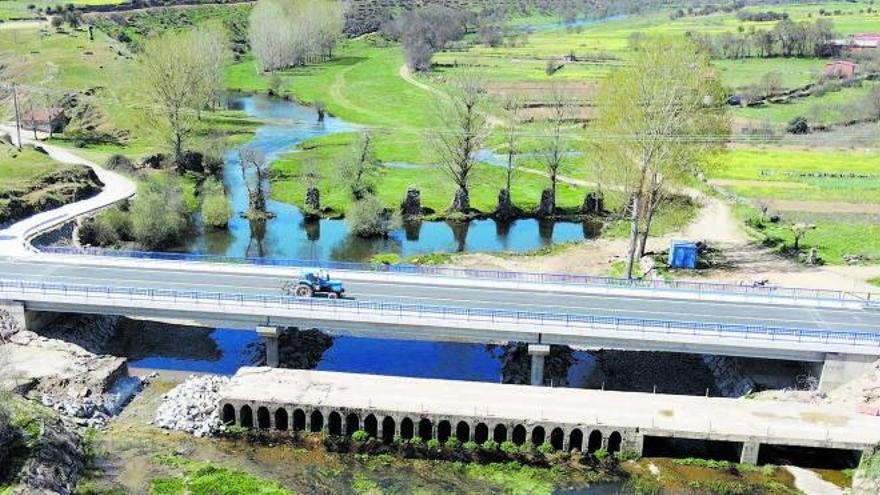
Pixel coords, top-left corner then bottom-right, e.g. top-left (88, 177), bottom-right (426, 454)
top-left (177, 94), bottom-right (599, 262)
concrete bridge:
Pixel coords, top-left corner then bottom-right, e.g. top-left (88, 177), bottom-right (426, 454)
top-left (1, 252), bottom-right (880, 390)
top-left (219, 368), bottom-right (880, 466)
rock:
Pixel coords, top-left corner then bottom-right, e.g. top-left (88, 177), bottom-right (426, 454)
top-left (581, 191), bottom-right (604, 215)
top-left (536, 188), bottom-right (555, 218)
top-left (153, 375), bottom-right (230, 438)
top-left (449, 187), bottom-right (470, 212)
top-left (304, 187), bottom-right (320, 218)
top-left (10, 404), bottom-right (86, 495)
top-left (400, 187), bottom-right (422, 218)
top-left (494, 188), bottom-right (521, 221)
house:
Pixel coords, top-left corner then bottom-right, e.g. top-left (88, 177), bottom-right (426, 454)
top-left (833, 33), bottom-right (880, 50)
top-left (824, 60), bottom-right (859, 78)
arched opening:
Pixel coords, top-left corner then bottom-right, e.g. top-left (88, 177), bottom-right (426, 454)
top-left (329, 412), bottom-right (342, 435)
top-left (531, 426), bottom-right (546, 446)
top-left (310, 410), bottom-right (324, 432)
top-left (512, 425), bottom-right (527, 445)
top-left (240, 405), bottom-right (253, 428)
top-left (437, 421), bottom-right (451, 443)
top-left (222, 404), bottom-right (235, 425)
top-left (275, 409), bottom-right (289, 431)
top-left (345, 413), bottom-right (359, 436)
top-left (418, 418), bottom-right (433, 441)
top-left (474, 423), bottom-right (489, 444)
top-left (364, 415), bottom-right (378, 438)
top-left (608, 431), bottom-right (622, 453)
top-left (456, 421), bottom-right (470, 443)
top-left (493, 424), bottom-right (508, 443)
top-left (382, 417), bottom-right (396, 443)
top-left (569, 429), bottom-right (584, 452)
top-left (293, 409), bottom-right (306, 431)
top-left (400, 418), bottom-right (414, 440)
top-left (588, 430), bottom-right (603, 453)
top-left (257, 407), bottom-right (271, 429)
top-left (550, 428), bottom-right (564, 451)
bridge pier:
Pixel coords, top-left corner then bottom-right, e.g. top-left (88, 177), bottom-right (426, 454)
top-left (818, 353), bottom-right (876, 393)
top-left (529, 344), bottom-right (551, 386)
top-left (257, 326), bottom-right (282, 368)
top-left (0, 300), bottom-right (57, 332)
top-left (740, 441), bottom-right (761, 464)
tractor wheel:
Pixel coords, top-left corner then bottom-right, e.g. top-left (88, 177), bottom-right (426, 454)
top-left (295, 285), bottom-right (313, 298)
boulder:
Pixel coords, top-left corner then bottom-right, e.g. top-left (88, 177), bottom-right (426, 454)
top-left (400, 187), bottom-right (422, 218)
top-left (580, 191), bottom-right (604, 215)
top-left (535, 188), bottom-right (555, 218)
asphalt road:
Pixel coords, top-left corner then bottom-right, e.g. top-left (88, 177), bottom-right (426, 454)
top-left (1, 257), bottom-right (879, 333)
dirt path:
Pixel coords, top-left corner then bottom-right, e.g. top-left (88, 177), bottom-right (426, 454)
top-left (784, 466), bottom-right (843, 495)
top-left (399, 64), bottom-right (506, 127)
top-left (761, 199), bottom-right (880, 215)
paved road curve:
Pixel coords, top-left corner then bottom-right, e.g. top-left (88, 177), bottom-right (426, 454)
top-left (1, 256), bottom-right (879, 334)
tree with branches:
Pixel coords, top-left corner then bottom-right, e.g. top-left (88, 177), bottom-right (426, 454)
top-left (537, 85), bottom-right (575, 217)
top-left (430, 73), bottom-right (490, 213)
top-left (594, 37), bottom-right (730, 279)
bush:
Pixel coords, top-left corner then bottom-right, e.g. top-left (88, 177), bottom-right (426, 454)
top-left (537, 442), bottom-right (555, 455)
top-left (445, 438), bottom-right (461, 449)
top-left (593, 448), bottom-right (609, 460)
top-left (500, 441), bottom-right (519, 455)
top-left (351, 430), bottom-right (369, 442)
top-left (345, 194), bottom-right (399, 238)
top-left (130, 173), bottom-right (196, 249)
top-left (481, 440), bottom-right (499, 451)
top-left (200, 178), bottom-right (231, 230)
top-left (426, 439), bottom-right (441, 449)
top-left (462, 441), bottom-right (478, 451)
top-left (786, 116), bottom-right (810, 134)
top-left (105, 154), bottom-right (137, 175)
top-left (78, 216), bottom-right (120, 247)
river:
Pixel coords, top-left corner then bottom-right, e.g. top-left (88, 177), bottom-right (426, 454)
top-left (123, 93), bottom-right (601, 382)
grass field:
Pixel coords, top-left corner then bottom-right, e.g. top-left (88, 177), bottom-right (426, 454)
top-left (0, 0), bottom-right (125, 21)
top-left (0, 144), bottom-right (68, 192)
top-left (733, 82), bottom-right (880, 125)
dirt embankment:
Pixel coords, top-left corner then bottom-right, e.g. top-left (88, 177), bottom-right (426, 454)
top-left (0, 165), bottom-right (103, 226)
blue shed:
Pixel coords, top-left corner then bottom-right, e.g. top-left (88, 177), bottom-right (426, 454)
top-left (669, 240), bottom-right (698, 269)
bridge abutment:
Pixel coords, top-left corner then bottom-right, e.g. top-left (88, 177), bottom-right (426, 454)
top-left (0, 299), bottom-right (57, 332)
top-left (257, 326), bottom-right (282, 368)
top-left (529, 344), bottom-right (550, 386)
top-left (818, 353), bottom-right (875, 393)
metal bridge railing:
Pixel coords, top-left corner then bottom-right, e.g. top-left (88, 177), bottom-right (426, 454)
top-left (37, 246), bottom-right (873, 304)
top-left (2, 277), bottom-right (878, 349)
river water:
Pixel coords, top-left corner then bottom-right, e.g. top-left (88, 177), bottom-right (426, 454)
top-left (123, 94), bottom-right (605, 382)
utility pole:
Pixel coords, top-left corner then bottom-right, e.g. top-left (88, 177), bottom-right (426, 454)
top-left (12, 83), bottom-right (22, 150)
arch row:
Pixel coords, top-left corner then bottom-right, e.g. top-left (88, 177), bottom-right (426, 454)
top-left (221, 402), bottom-right (627, 453)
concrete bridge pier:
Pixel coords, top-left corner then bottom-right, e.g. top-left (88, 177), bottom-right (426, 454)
top-left (818, 353), bottom-right (876, 393)
top-left (740, 441), bottom-right (760, 464)
top-left (0, 299), bottom-right (57, 332)
top-left (529, 344), bottom-right (551, 386)
top-left (257, 326), bottom-right (282, 368)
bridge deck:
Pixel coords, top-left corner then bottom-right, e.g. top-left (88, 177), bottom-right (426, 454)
top-left (222, 368), bottom-right (880, 451)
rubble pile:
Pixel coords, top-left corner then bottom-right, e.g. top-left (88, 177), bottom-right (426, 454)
top-left (153, 375), bottom-right (230, 437)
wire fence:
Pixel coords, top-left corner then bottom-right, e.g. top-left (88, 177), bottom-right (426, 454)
top-left (38, 246), bottom-right (873, 303)
top-left (3, 277), bottom-right (879, 349)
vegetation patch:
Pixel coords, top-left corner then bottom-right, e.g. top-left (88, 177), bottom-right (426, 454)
top-left (151, 456), bottom-right (291, 495)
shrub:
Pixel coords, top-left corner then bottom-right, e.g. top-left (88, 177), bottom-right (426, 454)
top-left (105, 154), bottom-right (137, 175)
top-left (351, 430), bottom-right (369, 442)
top-left (130, 173), bottom-right (196, 249)
top-left (200, 178), bottom-right (231, 229)
top-left (78, 216), bottom-right (120, 247)
top-left (537, 442), bottom-right (555, 454)
top-left (481, 440), bottom-right (499, 451)
top-left (345, 194), bottom-right (399, 238)
top-left (786, 116), bottom-right (810, 134)
top-left (462, 441), bottom-right (478, 451)
top-left (408, 437), bottom-right (424, 446)
top-left (617, 450), bottom-right (641, 462)
top-left (426, 439), bottom-right (441, 449)
top-left (500, 441), bottom-right (519, 455)
top-left (593, 448), bottom-right (609, 460)
top-left (445, 438), bottom-right (461, 449)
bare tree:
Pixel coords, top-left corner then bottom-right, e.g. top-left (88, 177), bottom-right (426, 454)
top-left (791, 222), bottom-right (815, 251)
top-left (249, 0), bottom-right (344, 71)
top-left (431, 73), bottom-right (489, 213)
top-left (337, 132), bottom-right (380, 200)
top-left (239, 147), bottom-right (272, 218)
top-left (499, 95), bottom-right (522, 193)
top-left (190, 22), bottom-right (232, 114)
top-left (537, 85), bottom-right (575, 217)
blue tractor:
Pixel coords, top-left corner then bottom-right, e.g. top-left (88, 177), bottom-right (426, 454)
top-left (283, 269), bottom-right (345, 299)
